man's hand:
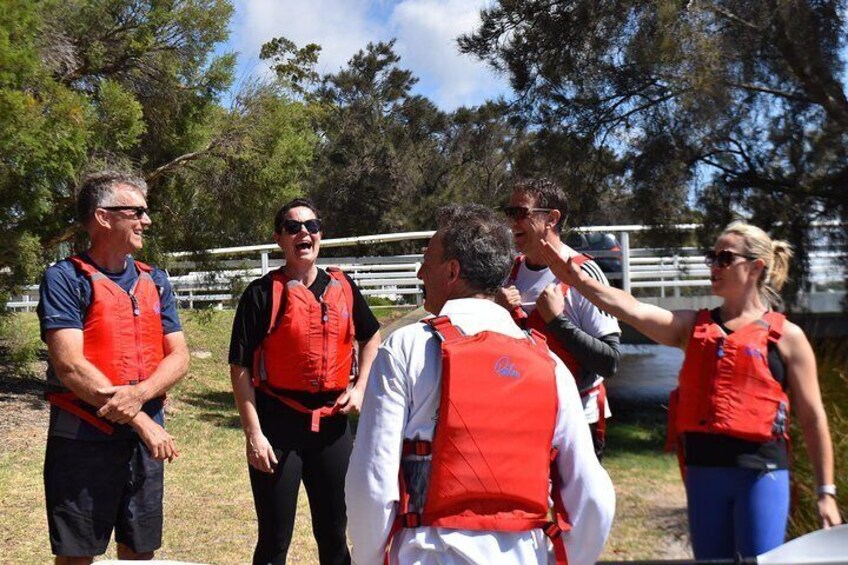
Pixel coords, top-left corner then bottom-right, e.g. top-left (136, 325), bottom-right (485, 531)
top-left (536, 284), bottom-right (565, 323)
top-left (335, 386), bottom-right (365, 415)
top-left (96, 384), bottom-right (146, 423)
top-left (495, 286), bottom-right (523, 311)
top-left (246, 431), bottom-right (278, 474)
top-left (132, 415), bottom-right (178, 462)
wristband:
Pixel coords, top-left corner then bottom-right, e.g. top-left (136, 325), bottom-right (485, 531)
top-left (816, 484), bottom-right (837, 497)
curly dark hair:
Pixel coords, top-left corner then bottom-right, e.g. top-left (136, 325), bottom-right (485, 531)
top-left (435, 204), bottom-right (515, 295)
top-left (512, 177), bottom-right (568, 233)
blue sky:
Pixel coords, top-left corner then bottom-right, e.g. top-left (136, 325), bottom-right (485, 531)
top-left (219, 0), bottom-right (509, 110)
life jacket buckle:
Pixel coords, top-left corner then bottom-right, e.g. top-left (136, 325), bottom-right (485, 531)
top-left (401, 513), bottom-right (422, 528)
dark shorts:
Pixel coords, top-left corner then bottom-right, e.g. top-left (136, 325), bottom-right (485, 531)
top-left (44, 436), bottom-right (164, 557)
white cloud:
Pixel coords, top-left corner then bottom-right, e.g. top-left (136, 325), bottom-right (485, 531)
top-left (226, 0), bottom-right (507, 109)
top-left (389, 0), bottom-right (507, 109)
top-left (229, 0), bottom-right (383, 81)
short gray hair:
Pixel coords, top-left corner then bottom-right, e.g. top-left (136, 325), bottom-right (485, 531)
top-left (77, 170), bottom-right (148, 225)
top-left (435, 204), bottom-right (514, 295)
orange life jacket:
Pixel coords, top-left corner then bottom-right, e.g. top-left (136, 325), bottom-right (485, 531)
top-left (667, 309), bottom-right (789, 450)
top-left (46, 256), bottom-right (166, 434)
top-left (507, 254), bottom-right (607, 439)
top-left (251, 267), bottom-right (355, 431)
top-left (508, 254), bottom-right (589, 376)
top-left (387, 316), bottom-right (571, 564)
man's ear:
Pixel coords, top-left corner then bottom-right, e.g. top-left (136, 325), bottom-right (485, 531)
top-left (446, 258), bottom-right (462, 285)
top-left (547, 209), bottom-right (562, 230)
top-left (93, 209), bottom-right (111, 230)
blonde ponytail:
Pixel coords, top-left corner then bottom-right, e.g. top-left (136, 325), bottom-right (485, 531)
top-left (721, 221), bottom-right (794, 310)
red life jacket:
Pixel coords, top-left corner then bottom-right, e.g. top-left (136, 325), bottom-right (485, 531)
top-left (46, 256), bottom-right (166, 435)
top-left (251, 267), bottom-right (355, 431)
top-left (667, 309), bottom-right (789, 451)
top-left (508, 254), bottom-right (589, 376)
top-left (387, 316), bottom-right (571, 565)
top-left (507, 254), bottom-right (607, 438)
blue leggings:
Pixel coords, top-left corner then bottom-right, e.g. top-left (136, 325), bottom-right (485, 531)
top-left (685, 466), bottom-right (790, 559)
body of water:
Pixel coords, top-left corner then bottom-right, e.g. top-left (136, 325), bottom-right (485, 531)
top-left (607, 344), bottom-right (685, 404)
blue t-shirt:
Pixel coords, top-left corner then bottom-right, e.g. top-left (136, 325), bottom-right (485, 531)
top-left (37, 254), bottom-right (182, 441)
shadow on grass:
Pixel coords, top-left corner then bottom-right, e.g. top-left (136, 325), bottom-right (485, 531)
top-left (180, 389), bottom-right (241, 429)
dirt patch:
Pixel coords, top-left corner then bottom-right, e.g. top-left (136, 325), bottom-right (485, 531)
top-left (0, 358), bottom-right (49, 452)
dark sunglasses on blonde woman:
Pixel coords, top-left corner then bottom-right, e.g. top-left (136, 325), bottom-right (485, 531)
top-left (704, 249), bottom-right (757, 269)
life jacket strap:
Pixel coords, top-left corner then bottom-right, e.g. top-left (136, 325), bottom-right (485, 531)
top-left (424, 316), bottom-right (464, 342)
top-left (45, 391), bottom-right (114, 435)
top-left (256, 384), bottom-right (340, 432)
top-left (400, 512), bottom-right (422, 528)
top-left (402, 439), bottom-right (432, 457)
top-left (548, 446), bottom-right (571, 565)
top-left (580, 382), bottom-right (607, 441)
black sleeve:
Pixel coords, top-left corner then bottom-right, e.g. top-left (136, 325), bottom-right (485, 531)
top-left (344, 272), bottom-right (380, 342)
top-left (228, 277), bottom-right (271, 368)
top-left (544, 315), bottom-right (621, 378)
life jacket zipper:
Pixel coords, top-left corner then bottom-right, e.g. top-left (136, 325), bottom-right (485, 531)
top-left (321, 299), bottom-right (329, 391)
top-left (706, 335), bottom-right (726, 431)
top-left (129, 285), bottom-right (145, 384)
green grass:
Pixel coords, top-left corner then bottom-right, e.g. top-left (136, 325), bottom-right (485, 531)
top-left (600, 409), bottom-right (690, 560)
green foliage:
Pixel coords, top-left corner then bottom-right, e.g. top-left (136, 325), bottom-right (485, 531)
top-left (461, 0), bottom-right (848, 289)
top-left (260, 37), bottom-right (322, 96)
top-left (92, 80), bottom-right (146, 151)
top-left (789, 339), bottom-right (848, 537)
top-left (151, 84), bottom-right (316, 251)
top-left (0, 310), bottom-right (41, 376)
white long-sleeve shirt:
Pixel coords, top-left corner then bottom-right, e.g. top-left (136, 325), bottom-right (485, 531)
top-left (346, 298), bottom-right (615, 565)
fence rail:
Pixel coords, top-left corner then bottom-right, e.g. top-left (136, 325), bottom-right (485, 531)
top-left (6, 224), bottom-right (845, 312)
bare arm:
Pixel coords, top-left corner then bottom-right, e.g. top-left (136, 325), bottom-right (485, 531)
top-left (780, 323), bottom-right (842, 527)
top-left (97, 331), bottom-right (190, 422)
top-left (46, 328), bottom-right (114, 407)
top-left (230, 364), bottom-right (278, 473)
top-left (539, 240), bottom-right (695, 349)
top-left (336, 330), bottom-right (382, 414)
top-left (45, 328), bottom-right (178, 461)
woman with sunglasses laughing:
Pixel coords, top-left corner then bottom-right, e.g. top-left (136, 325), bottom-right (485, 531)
top-left (539, 220), bottom-right (841, 560)
top-left (228, 198), bottom-right (381, 564)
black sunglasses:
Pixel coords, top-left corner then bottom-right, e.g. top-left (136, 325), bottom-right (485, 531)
top-left (501, 206), bottom-right (553, 221)
top-left (704, 249), bottom-right (757, 268)
top-left (281, 218), bottom-right (322, 235)
top-left (100, 206), bottom-right (149, 219)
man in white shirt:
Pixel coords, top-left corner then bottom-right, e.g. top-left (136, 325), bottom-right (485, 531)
top-left (498, 178), bottom-right (621, 459)
top-left (346, 204), bottom-right (615, 565)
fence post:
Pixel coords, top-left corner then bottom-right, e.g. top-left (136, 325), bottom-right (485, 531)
top-left (620, 231), bottom-right (631, 293)
top-left (414, 262), bottom-right (423, 306)
top-left (673, 254), bottom-right (681, 298)
top-left (261, 251), bottom-right (269, 276)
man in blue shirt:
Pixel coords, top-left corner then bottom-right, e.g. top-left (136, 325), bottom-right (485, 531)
top-left (38, 170), bottom-right (189, 564)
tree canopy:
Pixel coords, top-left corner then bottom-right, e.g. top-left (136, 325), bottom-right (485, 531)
top-left (3, 1), bottom-right (846, 304)
top-left (461, 0), bottom-right (848, 258)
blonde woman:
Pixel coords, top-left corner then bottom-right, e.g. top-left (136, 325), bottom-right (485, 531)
top-left (539, 221), bottom-right (841, 559)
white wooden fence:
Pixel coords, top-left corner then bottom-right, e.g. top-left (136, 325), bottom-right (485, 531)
top-left (6, 224), bottom-right (845, 311)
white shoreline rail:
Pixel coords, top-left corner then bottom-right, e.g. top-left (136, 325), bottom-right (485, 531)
top-left (6, 224), bottom-right (845, 311)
